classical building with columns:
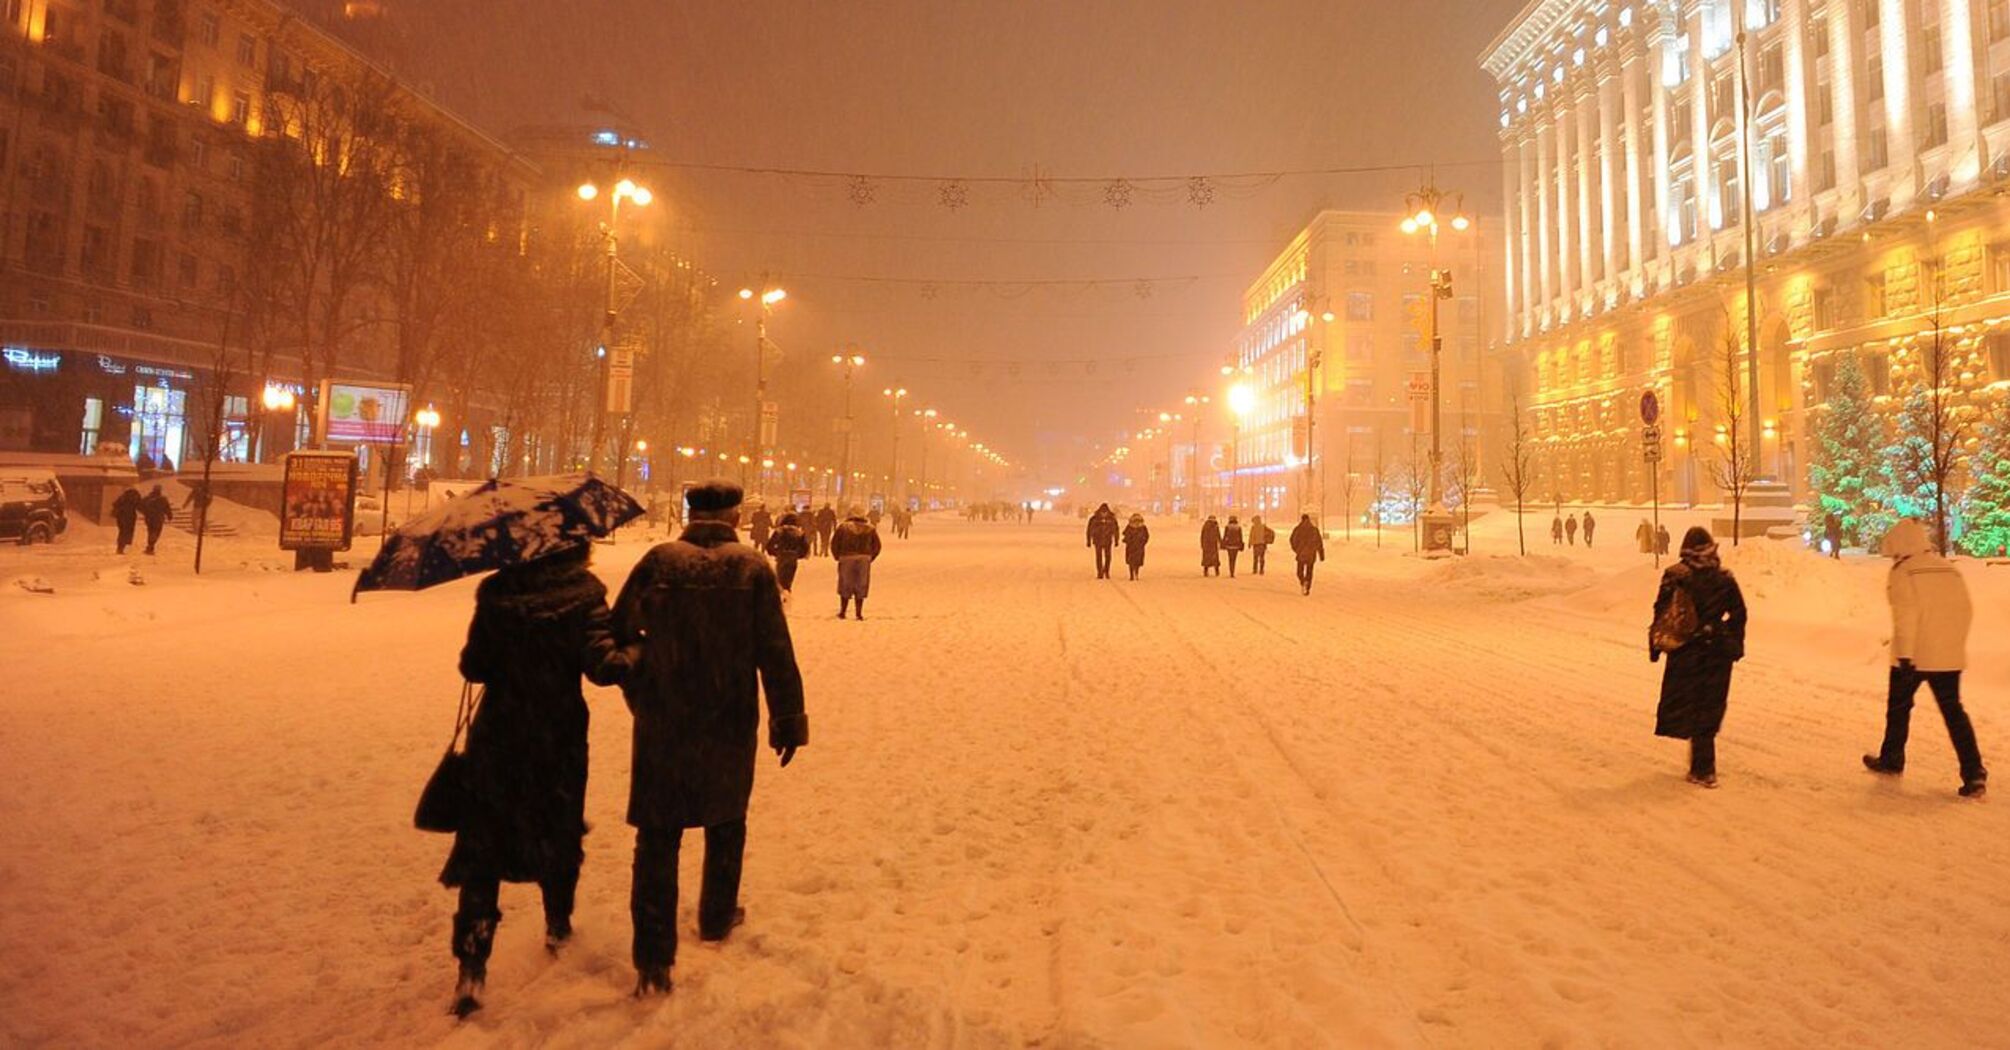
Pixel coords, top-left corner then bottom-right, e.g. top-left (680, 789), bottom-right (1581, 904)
top-left (1483, 0), bottom-right (2010, 507)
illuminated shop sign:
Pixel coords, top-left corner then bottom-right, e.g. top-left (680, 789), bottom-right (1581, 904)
top-left (3, 347), bottom-right (61, 372)
top-left (97, 355), bottom-right (129, 374)
top-left (135, 365), bottom-right (195, 380)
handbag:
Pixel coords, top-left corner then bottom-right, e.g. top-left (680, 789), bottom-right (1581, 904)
top-left (414, 682), bottom-right (482, 833)
top-left (1650, 582), bottom-right (1699, 654)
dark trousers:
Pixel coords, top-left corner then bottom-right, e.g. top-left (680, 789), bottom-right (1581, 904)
top-left (1226, 550), bottom-right (1240, 577)
top-left (1252, 547), bottom-right (1267, 574)
top-left (115, 520), bottom-right (136, 553)
top-left (1880, 666), bottom-right (1987, 781)
top-left (451, 867), bottom-right (579, 973)
top-left (1296, 558), bottom-right (1315, 592)
top-left (1093, 545), bottom-right (1113, 578)
top-left (631, 820), bottom-right (747, 970)
top-left (143, 522), bottom-right (164, 553)
top-left (1689, 734), bottom-right (1716, 778)
top-left (776, 558), bottom-right (800, 592)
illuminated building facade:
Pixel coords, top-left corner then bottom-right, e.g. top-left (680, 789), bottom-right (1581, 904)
top-left (1484, 0), bottom-right (2010, 503)
top-left (1232, 210), bottom-right (1498, 518)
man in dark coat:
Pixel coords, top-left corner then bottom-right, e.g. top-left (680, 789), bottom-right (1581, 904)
top-left (1565, 513), bottom-right (1579, 546)
top-left (1649, 527), bottom-right (1747, 788)
top-left (764, 512), bottom-right (811, 594)
top-left (1221, 516), bottom-right (1246, 578)
top-left (1582, 510), bottom-right (1597, 547)
top-left (830, 506), bottom-right (883, 619)
top-left (1551, 514), bottom-right (1564, 545)
top-left (1200, 516), bottom-right (1222, 576)
top-left (1085, 503), bottom-right (1119, 579)
top-left (444, 544), bottom-right (624, 1017)
top-left (112, 486), bottom-right (141, 554)
top-left (610, 481), bottom-right (808, 997)
top-left (182, 479), bottom-right (213, 536)
top-left (1121, 514), bottom-right (1149, 581)
top-left (813, 503), bottom-right (838, 557)
top-left (1824, 511), bottom-right (1844, 558)
top-left (1290, 514), bottom-right (1325, 595)
top-left (138, 484), bottom-right (172, 555)
top-left (748, 504), bottom-right (773, 551)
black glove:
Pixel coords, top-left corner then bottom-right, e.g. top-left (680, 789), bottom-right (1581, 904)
top-left (1649, 649), bottom-right (1661, 663)
top-left (775, 746), bottom-right (797, 767)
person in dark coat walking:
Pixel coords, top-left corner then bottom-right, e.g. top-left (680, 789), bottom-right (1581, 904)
top-left (1222, 516), bottom-right (1247, 578)
top-left (138, 484), bottom-right (172, 555)
top-left (1551, 514), bottom-right (1564, 545)
top-left (610, 481), bottom-right (808, 997)
top-left (112, 486), bottom-right (141, 554)
top-left (813, 504), bottom-right (838, 557)
top-left (1086, 502), bottom-right (1119, 579)
top-left (748, 505), bottom-right (773, 551)
top-left (1655, 523), bottom-right (1671, 556)
top-left (1565, 513), bottom-right (1579, 546)
top-left (1200, 516), bottom-right (1222, 576)
top-left (1649, 527), bottom-right (1748, 788)
top-left (1290, 514), bottom-right (1325, 595)
top-left (1823, 511), bottom-right (1844, 559)
top-left (182, 479), bottom-right (213, 536)
top-left (1582, 510), bottom-right (1597, 547)
top-left (1249, 515), bottom-right (1273, 575)
top-left (830, 506), bottom-right (883, 619)
top-left (444, 544), bottom-right (624, 1017)
top-left (1121, 513), bottom-right (1150, 581)
top-left (764, 512), bottom-right (812, 595)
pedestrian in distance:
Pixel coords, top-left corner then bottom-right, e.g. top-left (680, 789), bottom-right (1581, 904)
top-left (610, 481), bottom-right (808, 998)
top-left (443, 543), bottom-right (626, 1018)
top-left (765, 512), bottom-right (812, 597)
top-left (1861, 519), bottom-right (1989, 797)
top-left (1290, 514), bottom-right (1325, 595)
top-left (1656, 523), bottom-right (1672, 557)
top-left (814, 503), bottom-right (838, 558)
top-left (1551, 514), bottom-right (1564, 545)
top-left (1200, 515), bottom-right (1223, 577)
top-left (1086, 502), bottom-right (1120, 579)
top-left (1566, 513), bottom-right (1579, 546)
top-left (1824, 511), bottom-right (1844, 559)
top-left (1648, 526), bottom-right (1748, 788)
top-left (138, 484), bottom-right (172, 555)
top-left (182, 479), bottom-right (213, 536)
top-left (1222, 516), bottom-right (1247, 578)
top-left (830, 505), bottom-right (883, 620)
top-left (1121, 513), bottom-right (1150, 581)
top-left (1582, 510), bottom-right (1597, 547)
top-left (1636, 518), bottom-right (1655, 555)
top-left (748, 504), bottom-right (773, 551)
top-left (112, 485), bottom-right (141, 555)
top-left (1249, 515), bottom-right (1273, 576)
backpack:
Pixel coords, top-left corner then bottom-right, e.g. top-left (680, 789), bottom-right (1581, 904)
top-left (1650, 579), bottom-right (1699, 653)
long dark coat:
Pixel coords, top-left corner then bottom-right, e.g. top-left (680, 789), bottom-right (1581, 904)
top-left (441, 555), bottom-right (621, 887)
top-left (765, 523), bottom-right (810, 564)
top-left (814, 507), bottom-right (838, 539)
top-left (749, 508), bottom-right (773, 547)
top-left (1652, 556), bottom-right (1747, 740)
top-left (1086, 507), bottom-right (1119, 549)
top-left (1290, 520), bottom-right (1325, 562)
top-left (111, 488), bottom-right (141, 527)
top-left (1122, 522), bottom-right (1150, 567)
top-left (612, 521), bottom-right (809, 829)
top-left (139, 491), bottom-right (172, 529)
top-left (1200, 519), bottom-right (1222, 567)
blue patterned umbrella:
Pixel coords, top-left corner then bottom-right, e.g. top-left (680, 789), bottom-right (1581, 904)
top-left (352, 474), bottom-right (642, 600)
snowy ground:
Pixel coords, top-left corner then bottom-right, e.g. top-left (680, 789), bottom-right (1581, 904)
top-left (3, 510), bottom-right (2009, 1048)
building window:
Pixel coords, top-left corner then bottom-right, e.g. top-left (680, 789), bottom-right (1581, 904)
top-left (1863, 126), bottom-right (1889, 171)
top-left (1995, 71), bottom-right (2010, 122)
top-left (1811, 15), bottom-right (1830, 56)
top-left (1758, 42), bottom-right (1784, 97)
top-left (1861, 0), bottom-right (1880, 28)
top-left (81, 226), bottom-right (111, 274)
top-left (1346, 291), bottom-right (1374, 322)
top-left (1716, 155), bottom-right (1742, 228)
top-left (1994, 0), bottom-right (2010, 42)
top-left (181, 190), bottom-right (203, 230)
top-left (1672, 174), bottom-right (1699, 244)
top-left (1814, 286), bottom-right (1838, 330)
top-left (196, 73), bottom-right (215, 110)
top-left (230, 90), bottom-right (250, 126)
top-left (1991, 241), bottom-right (2010, 292)
top-left (1346, 332), bottom-right (1373, 362)
top-left (1863, 350), bottom-right (1891, 395)
top-left (1819, 149), bottom-right (1838, 190)
top-left (1988, 332), bottom-right (2010, 380)
top-left (198, 10), bottom-right (220, 46)
top-left (236, 33), bottom-right (256, 67)
top-left (177, 252), bottom-right (198, 288)
top-left (1866, 54), bottom-right (1884, 102)
top-left (1818, 83), bottom-right (1834, 126)
top-left (1921, 24), bottom-right (1943, 74)
top-left (1864, 272), bottom-right (1887, 318)
top-left (1711, 72), bottom-right (1736, 124)
top-left (1761, 129), bottom-right (1790, 208)
top-left (79, 397), bottom-right (105, 456)
top-left (1665, 32), bottom-right (1692, 87)
top-left (1926, 103), bottom-right (1949, 147)
top-left (227, 151), bottom-right (244, 181)
top-left (190, 137), bottom-right (208, 170)
top-left (130, 238), bottom-right (163, 286)
top-left (1345, 378), bottom-right (1373, 406)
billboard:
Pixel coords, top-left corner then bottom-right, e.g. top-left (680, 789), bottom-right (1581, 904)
top-left (279, 451), bottom-right (358, 551)
top-left (319, 381), bottom-right (411, 445)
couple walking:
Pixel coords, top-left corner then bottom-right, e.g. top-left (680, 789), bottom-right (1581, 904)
top-left (437, 480), bottom-right (808, 1016)
top-left (1649, 521), bottom-right (1986, 796)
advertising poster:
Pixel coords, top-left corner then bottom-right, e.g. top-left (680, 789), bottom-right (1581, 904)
top-left (790, 487), bottom-right (813, 512)
top-left (320, 381), bottom-right (411, 445)
top-left (279, 451), bottom-right (358, 551)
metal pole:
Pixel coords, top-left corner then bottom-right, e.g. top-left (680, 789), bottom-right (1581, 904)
top-left (1737, 24), bottom-right (1764, 478)
top-left (588, 200), bottom-right (618, 475)
top-left (1429, 281), bottom-right (1445, 510)
top-left (840, 366), bottom-right (854, 499)
top-left (753, 272), bottom-right (770, 499)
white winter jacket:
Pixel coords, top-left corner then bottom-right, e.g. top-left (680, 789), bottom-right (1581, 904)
top-left (1881, 519), bottom-right (1972, 671)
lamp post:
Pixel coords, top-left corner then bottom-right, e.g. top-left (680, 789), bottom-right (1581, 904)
top-left (576, 177), bottom-right (652, 479)
top-left (914, 407), bottom-right (938, 507)
top-left (830, 349), bottom-right (865, 500)
top-left (883, 386), bottom-right (908, 504)
top-left (739, 280), bottom-right (786, 497)
top-left (1183, 392), bottom-right (1210, 517)
top-left (1401, 179), bottom-right (1472, 555)
top-left (258, 383), bottom-right (296, 463)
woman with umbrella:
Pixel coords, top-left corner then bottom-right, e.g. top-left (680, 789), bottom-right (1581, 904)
top-left (354, 476), bottom-right (639, 1018)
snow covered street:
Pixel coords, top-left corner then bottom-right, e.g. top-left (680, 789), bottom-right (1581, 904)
top-left (5, 515), bottom-right (2010, 1049)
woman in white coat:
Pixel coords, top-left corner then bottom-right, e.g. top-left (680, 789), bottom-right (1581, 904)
top-left (1862, 519), bottom-right (1989, 797)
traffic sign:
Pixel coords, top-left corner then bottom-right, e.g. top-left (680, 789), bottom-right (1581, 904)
top-left (1639, 389), bottom-right (1660, 425)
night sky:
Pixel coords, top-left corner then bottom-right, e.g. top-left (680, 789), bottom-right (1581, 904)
top-left (399, 0), bottom-right (1529, 479)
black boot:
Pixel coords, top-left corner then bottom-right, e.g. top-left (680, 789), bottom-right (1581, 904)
top-left (838, 597), bottom-right (850, 619)
top-left (634, 966), bottom-right (672, 998)
top-left (854, 599), bottom-right (865, 621)
top-left (451, 964), bottom-right (485, 1018)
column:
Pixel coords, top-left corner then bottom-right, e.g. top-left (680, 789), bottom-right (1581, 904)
top-left (1649, 29), bottom-right (1674, 273)
top-left (1501, 132), bottom-right (1522, 333)
top-left (1689, 2), bottom-right (1714, 239)
top-left (1621, 44), bottom-right (1648, 283)
top-left (1522, 136), bottom-right (1541, 335)
top-left (1880, 0), bottom-right (1914, 205)
top-left (1577, 83), bottom-right (1600, 298)
top-left (1537, 119), bottom-right (1555, 312)
top-left (1943, 0), bottom-right (1980, 182)
top-left (1555, 102), bottom-right (1575, 311)
top-left (1783, 0), bottom-right (1814, 214)
top-left (1831, 0), bottom-right (1861, 214)
top-left (1597, 60), bottom-right (1621, 288)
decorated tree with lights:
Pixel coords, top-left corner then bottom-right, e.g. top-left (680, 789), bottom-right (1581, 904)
top-left (1958, 401), bottom-right (2010, 558)
top-left (1807, 352), bottom-right (1887, 548)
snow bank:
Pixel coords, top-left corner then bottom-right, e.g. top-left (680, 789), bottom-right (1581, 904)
top-left (1422, 553), bottom-right (1601, 601)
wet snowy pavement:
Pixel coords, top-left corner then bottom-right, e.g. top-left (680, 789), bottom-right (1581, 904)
top-left (4, 517), bottom-right (2008, 1048)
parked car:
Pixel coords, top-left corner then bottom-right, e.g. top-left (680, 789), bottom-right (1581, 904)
top-left (0, 469), bottom-right (68, 545)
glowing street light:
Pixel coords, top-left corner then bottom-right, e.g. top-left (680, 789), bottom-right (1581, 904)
top-left (576, 173), bottom-right (653, 482)
top-left (1401, 178), bottom-right (1472, 554)
top-left (414, 405), bottom-right (442, 429)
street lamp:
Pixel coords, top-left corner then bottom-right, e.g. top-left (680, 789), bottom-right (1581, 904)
top-left (914, 407), bottom-right (938, 505)
top-left (740, 276), bottom-right (787, 496)
top-left (1401, 178), bottom-right (1472, 555)
top-left (883, 386), bottom-right (908, 503)
top-left (831, 349), bottom-right (866, 499)
top-left (577, 175), bottom-right (653, 480)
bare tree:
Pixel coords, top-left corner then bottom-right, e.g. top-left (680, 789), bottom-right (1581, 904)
top-left (184, 302), bottom-right (245, 575)
top-left (1883, 253), bottom-right (1973, 553)
top-left (1497, 393), bottom-right (1539, 556)
top-left (1705, 315), bottom-right (1757, 545)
